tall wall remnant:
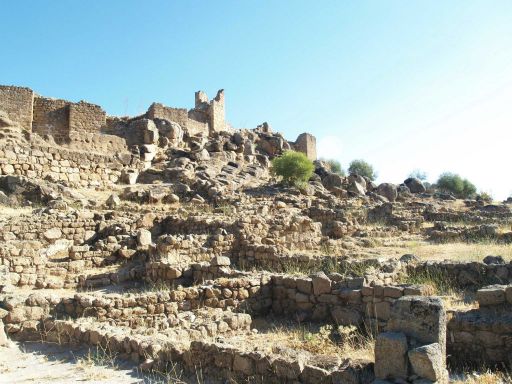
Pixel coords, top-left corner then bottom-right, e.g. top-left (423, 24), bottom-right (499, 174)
top-left (69, 101), bottom-right (106, 133)
top-left (0, 85), bottom-right (34, 130)
top-left (0, 84), bottom-right (317, 162)
top-left (32, 97), bottom-right (70, 141)
top-left (294, 132), bottom-right (317, 160)
top-left (148, 89), bottom-right (227, 137)
top-left (209, 89), bottom-right (225, 134)
top-left (146, 103), bottom-right (188, 130)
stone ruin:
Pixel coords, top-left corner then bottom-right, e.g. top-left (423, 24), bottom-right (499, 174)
top-left (0, 84), bottom-right (317, 190)
top-left (1, 84), bottom-right (512, 383)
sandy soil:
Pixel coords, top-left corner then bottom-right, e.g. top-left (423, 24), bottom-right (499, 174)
top-left (0, 341), bottom-right (145, 384)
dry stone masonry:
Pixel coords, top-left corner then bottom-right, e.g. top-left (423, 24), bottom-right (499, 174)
top-left (1, 84), bottom-right (512, 383)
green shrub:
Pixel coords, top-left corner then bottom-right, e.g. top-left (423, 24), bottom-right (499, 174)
top-left (348, 159), bottom-right (377, 181)
top-left (272, 151), bottom-right (314, 187)
top-left (436, 172), bottom-right (477, 198)
top-left (324, 159), bottom-right (346, 176)
top-left (477, 191), bottom-right (493, 203)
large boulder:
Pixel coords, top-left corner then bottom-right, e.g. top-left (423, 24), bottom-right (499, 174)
top-left (322, 173), bottom-right (343, 191)
top-left (397, 184), bottom-right (412, 199)
top-left (404, 177), bottom-right (426, 193)
top-left (347, 179), bottom-right (366, 196)
top-left (257, 134), bottom-right (284, 156)
top-left (348, 174), bottom-right (367, 189)
top-left (193, 148), bottom-right (210, 161)
top-left (377, 183), bottom-right (398, 202)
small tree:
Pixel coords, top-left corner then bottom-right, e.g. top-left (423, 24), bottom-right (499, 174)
top-left (408, 169), bottom-right (427, 181)
top-left (272, 151), bottom-right (314, 187)
top-left (324, 159), bottom-right (346, 176)
top-left (348, 159), bottom-right (377, 181)
top-left (436, 172), bottom-right (477, 199)
top-left (477, 191), bottom-right (493, 203)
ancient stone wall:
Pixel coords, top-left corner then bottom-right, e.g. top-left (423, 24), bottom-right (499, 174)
top-left (375, 296), bottom-right (448, 383)
top-left (67, 131), bottom-right (128, 153)
top-left (32, 97), bottom-right (70, 142)
top-left (0, 143), bottom-right (129, 187)
top-left (4, 316), bottom-right (372, 383)
top-left (186, 114), bottom-right (209, 136)
top-left (448, 284), bottom-right (512, 366)
top-left (294, 132), bottom-right (317, 160)
top-left (409, 260), bottom-right (512, 289)
top-left (210, 89), bottom-right (226, 133)
top-left (0, 85), bottom-right (34, 130)
top-left (68, 101), bottom-right (106, 133)
top-left (146, 103), bottom-right (188, 130)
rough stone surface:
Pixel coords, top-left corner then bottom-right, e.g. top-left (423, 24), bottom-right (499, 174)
top-left (377, 183), bottom-right (398, 202)
top-left (374, 332), bottom-right (408, 380)
top-left (477, 285), bottom-right (506, 306)
top-left (408, 343), bottom-right (446, 382)
top-left (43, 228), bottom-right (62, 242)
top-left (404, 177), bottom-right (426, 193)
top-left (312, 272), bottom-right (331, 295)
top-left (137, 229), bottom-right (152, 247)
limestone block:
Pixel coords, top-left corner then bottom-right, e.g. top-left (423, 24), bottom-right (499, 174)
top-left (374, 332), bottom-right (408, 380)
top-left (330, 306), bottom-right (362, 326)
top-left (387, 296), bottom-right (447, 353)
top-left (211, 256), bottom-right (230, 266)
top-left (477, 285), bottom-right (506, 306)
top-left (43, 227), bottom-right (62, 242)
top-left (137, 229), bottom-right (152, 247)
top-left (232, 354), bottom-right (254, 375)
top-left (408, 343), bottom-right (447, 383)
top-left (121, 169), bottom-right (139, 185)
top-left (312, 272), bottom-right (331, 295)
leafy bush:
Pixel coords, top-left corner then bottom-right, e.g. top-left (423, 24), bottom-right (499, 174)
top-left (436, 172), bottom-right (477, 198)
top-left (477, 191), bottom-right (493, 203)
top-left (272, 151), bottom-right (314, 187)
top-left (324, 159), bottom-right (346, 176)
top-left (408, 169), bottom-right (427, 181)
top-left (348, 159), bottom-right (377, 181)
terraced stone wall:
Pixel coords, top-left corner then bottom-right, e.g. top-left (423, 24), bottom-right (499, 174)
top-left (0, 143), bottom-right (131, 187)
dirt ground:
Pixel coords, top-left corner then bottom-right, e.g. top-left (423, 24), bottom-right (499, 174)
top-left (0, 341), bottom-right (155, 384)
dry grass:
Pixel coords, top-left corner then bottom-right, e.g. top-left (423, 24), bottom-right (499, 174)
top-left (264, 323), bottom-right (374, 361)
top-left (395, 241), bottom-right (512, 262)
top-left (0, 204), bottom-right (32, 218)
top-left (442, 291), bottom-right (479, 312)
top-left (398, 268), bottom-right (478, 311)
top-left (75, 344), bottom-right (118, 380)
top-left (451, 370), bottom-right (512, 383)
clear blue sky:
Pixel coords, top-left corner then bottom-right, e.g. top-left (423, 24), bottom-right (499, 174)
top-left (2, 1), bottom-right (511, 198)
